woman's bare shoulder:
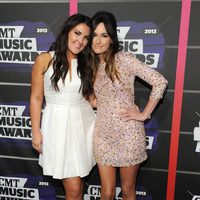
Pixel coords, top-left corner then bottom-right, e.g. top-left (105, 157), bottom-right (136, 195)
top-left (33, 52), bottom-right (52, 71)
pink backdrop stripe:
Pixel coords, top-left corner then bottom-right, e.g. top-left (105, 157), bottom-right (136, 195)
top-left (70, 0), bottom-right (78, 16)
top-left (166, 0), bottom-right (191, 199)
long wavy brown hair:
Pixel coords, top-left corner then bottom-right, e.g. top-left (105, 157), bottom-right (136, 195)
top-left (91, 11), bottom-right (120, 82)
top-left (46, 14), bottom-right (93, 99)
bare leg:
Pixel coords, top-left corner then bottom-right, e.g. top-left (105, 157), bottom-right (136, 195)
top-left (62, 177), bottom-right (83, 200)
top-left (119, 164), bottom-right (140, 200)
top-left (97, 163), bottom-right (117, 200)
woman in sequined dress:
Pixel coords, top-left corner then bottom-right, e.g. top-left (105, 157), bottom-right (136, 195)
top-left (91, 11), bottom-right (168, 200)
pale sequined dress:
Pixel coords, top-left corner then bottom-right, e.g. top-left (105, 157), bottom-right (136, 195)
top-left (93, 52), bottom-right (168, 167)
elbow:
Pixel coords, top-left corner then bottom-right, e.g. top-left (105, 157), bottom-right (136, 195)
top-left (30, 94), bottom-right (43, 106)
top-left (163, 79), bottom-right (168, 91)
top-left (160, 77), bottom-right (168, 91)
top-left (164, 78), bottom-right (168, 86)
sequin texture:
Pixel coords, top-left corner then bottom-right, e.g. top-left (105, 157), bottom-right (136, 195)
top-left (93, 52), bottom-right (168, 167)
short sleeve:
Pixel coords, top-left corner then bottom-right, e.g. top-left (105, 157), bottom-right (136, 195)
top-left (121, 52), bottom-right (168, 100)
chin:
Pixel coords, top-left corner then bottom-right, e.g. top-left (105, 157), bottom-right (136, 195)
top-left (73, 50), bottom-right (82, 55)
top-left (94, 50), bottom-right (103, 54)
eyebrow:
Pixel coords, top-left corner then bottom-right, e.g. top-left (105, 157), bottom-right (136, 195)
top-left (74, 29), bottom-right (90, 36)
top-left (74, 29), bottom-right (82, 33)
top-left (94, 31), bottom-right (108, 34)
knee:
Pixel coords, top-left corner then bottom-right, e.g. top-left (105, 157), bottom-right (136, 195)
top-left (121, 185), bottom-right (134, 198)
top-left (65, 185), bottom-right (82, 198)
top-left (101, 188), bottom-right (115, 200)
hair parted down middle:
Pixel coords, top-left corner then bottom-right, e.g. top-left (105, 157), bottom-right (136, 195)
top-left (91, 10), bottom-right (120, 82)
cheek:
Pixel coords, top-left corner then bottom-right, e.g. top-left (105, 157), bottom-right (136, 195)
top-left (104, 43), bottom-right (110, 50)
top-left (67, 37), bottom-right (73, 46)
top-left (102, 39), bottom-right (110, 47)
top-left (91, 39), bottom-right (95, 46)
top-left (83, 40), bottom-right (88, 48)
top-left (91, 42), bottom-right (95, 47)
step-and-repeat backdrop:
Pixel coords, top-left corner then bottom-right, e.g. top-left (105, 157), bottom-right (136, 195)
top-left (0, 1), bottom-right (199, 199)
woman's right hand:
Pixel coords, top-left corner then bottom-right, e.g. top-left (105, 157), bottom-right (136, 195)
top-left (32, 131), bottom-right (43, 154)
top-left (118, 105), bottom-right (146, 122)
top-left (88, 94), bottom-right (97, 108)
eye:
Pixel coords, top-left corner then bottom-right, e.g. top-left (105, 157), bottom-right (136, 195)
top-left (85, 36), bottom-right (90, 41)
top-left (92, 33), bottom-right (97, 37)
top-left (102, 33), bottom-right (108, 38)
top-left (75, 31), bottom-right (81, 35)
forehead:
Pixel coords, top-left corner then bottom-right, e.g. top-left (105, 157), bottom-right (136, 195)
top-left (94, 22), bottom-right (107, 32)
top-left (71, 23), bottom-right (90, 35)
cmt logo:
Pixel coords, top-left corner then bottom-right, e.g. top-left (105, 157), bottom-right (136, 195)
top-left (0, 26), bottom-right (38, 64)
top-left (84, 185), bottom-right (122, 200)
top-left (0, 176), bottom-right (39, 199)
top-left (0, 104), bottom-right (32, 140)
top-left (146, 136), bottom-right (154, 150)
top-left (84, 184), bottom-right (149, 200)
top-left (0, 21), bottom-right (54, 67)
top-left (117, 21), bottom-right (164, 69)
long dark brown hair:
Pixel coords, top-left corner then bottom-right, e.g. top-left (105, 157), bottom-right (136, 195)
top-left (47, 13), bottom-right (93, 98)
top-left (91, 11), bottom-right (120, 82)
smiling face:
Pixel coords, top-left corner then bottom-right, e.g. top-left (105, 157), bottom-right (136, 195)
top-left (67, 23), bottom-right (90, 59)
top-left (92, 22), bottom-right (112, 61)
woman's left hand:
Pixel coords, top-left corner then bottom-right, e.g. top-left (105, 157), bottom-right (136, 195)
top-left (118, 105), bottom-right (147, 122)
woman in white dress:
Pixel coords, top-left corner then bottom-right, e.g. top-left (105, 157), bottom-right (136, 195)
top-left (30, 14), bottom-right (95, 200)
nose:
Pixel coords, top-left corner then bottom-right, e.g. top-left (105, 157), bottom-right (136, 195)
top-left (78, 36), bottom-right (84, 44)
top-left (96, 36), bottom-right (101, 44)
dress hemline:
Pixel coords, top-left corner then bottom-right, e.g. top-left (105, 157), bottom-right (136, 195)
top-left (39, 163), bottom-right (96, 180)
top-left (95, 155), bottom-right (148, 168)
